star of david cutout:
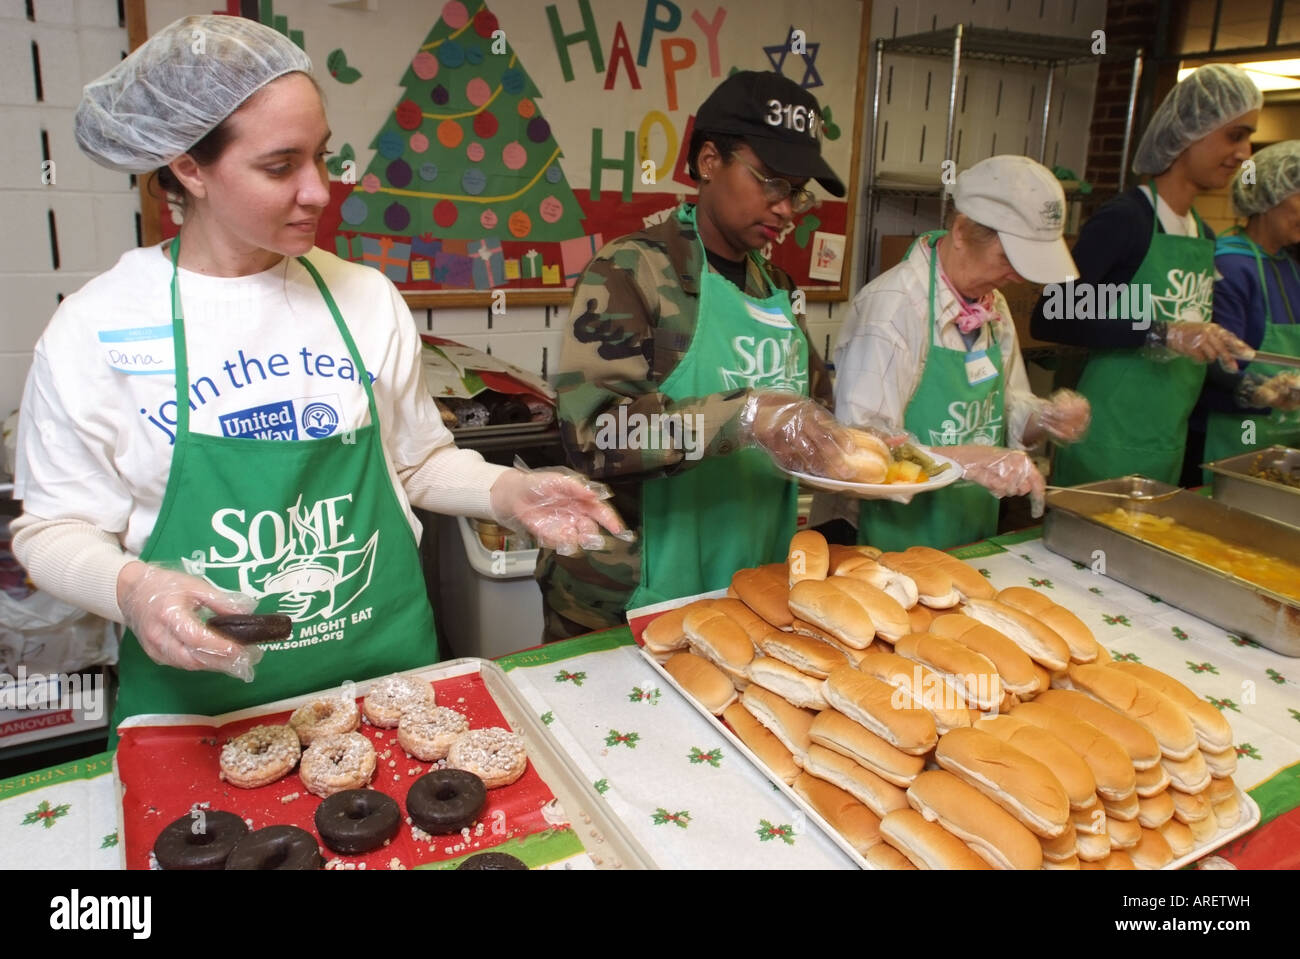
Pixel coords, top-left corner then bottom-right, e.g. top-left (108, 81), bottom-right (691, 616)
top-left (763, 26), bottom-right (823, 89)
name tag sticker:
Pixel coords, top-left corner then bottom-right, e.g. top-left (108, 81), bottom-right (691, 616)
top-left (98, 325), bottom-right (173, 375)
top-left (964, 350), bottom-right (999, 386)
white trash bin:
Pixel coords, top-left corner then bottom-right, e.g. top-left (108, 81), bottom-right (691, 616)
top-left (435, 515), bottom-right (543, 660)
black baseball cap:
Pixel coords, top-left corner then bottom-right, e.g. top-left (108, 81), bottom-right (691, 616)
top-left (695, 70), bottom-right (845, 198)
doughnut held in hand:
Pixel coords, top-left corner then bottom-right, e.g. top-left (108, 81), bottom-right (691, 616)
top-left (225, 825), bottom-right (322, 870)
top-left (154, 810), bottom-right (248, 870)
top-left (407, 769), bottom-right (488, 834)
top-left (206, 613), bottom-right (292, 644)
top-left (315, 789), bottom-right (401, 854)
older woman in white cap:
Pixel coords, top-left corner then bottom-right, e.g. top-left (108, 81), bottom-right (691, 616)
top-left (818, 155), bottom-right (1091, 551)
top-left (1192, 140), bottom-right (1300, 473)
top-left (1032, 64), bottom-right (1260, 487)
top-left (11, 15), bottom-right (627, 739)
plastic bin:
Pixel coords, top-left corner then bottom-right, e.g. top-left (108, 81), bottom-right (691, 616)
top-left (435, 514), bottom-right (543, 660)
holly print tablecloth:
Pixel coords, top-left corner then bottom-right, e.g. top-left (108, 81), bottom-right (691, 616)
top-left (498, 631), bottom-right (857, 869)
top-left (0, 752), bottom-right (120, 869)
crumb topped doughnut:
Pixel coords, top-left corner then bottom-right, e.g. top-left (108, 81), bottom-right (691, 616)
top-left (447, 727), bottom-right (527, 789)
top-left (289, 696), bottom-right (360, 746)
top-left (299, 732), bottom-right (377, 798)
top-left (363, 675), bottom-right (436, 728)
top-left (398, 705), bottom-right (470, 761)
top-left (219, 725), bottom-right (301, 788)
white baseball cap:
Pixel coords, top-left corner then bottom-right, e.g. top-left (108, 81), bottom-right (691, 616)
top-left (951, 155), bottom-right (1078, 284)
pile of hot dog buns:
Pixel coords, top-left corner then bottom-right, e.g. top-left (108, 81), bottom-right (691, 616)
top-left (641, 530), bottom-right (1242, 870)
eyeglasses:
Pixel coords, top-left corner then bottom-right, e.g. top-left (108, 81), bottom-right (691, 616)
top-left (736, 158), bottom-right (817, 215)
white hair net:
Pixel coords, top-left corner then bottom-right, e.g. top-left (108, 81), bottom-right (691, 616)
top-left (1232, 141), bottom-right (1300, 217)
top-left (75, 15), bottom-right (312, 174)
top-left (1132, 64), bottom-right (1262, 176)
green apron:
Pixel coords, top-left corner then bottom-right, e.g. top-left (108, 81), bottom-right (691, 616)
top-left (1203, 230), bottom-right (1300, 473)
top-left (1053, 181), bottom-right (1216, 486)
top-left (110, 239), bottom-right (438, 742)
top-left (627, 205), bottom-right (808, 608)
top-left (857, 231), bottom-right (1006, 552)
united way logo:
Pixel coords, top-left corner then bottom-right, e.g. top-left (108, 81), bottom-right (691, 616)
top-left (301, 401), bottom-right (340, 438)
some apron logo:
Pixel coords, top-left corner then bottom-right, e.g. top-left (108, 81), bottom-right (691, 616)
top-left (1150, 268), bottom-right (1214, 324)
top-left (719, 335), bottom-right (808, 391)
top-left (183, 493), bottom-right (377, 623)
top-left (928, 397), bottom-right (1003, 446)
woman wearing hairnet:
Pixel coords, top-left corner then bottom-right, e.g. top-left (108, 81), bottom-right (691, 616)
top-left (1031, 64), bottom-right (1259, 486)
top-left (1192, 141), bottom-right (1300, 474)
top-left (11, 16), bottom-right (627, 738)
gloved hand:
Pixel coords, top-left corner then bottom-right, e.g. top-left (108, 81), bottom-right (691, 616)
top-left (116, 561), bottom-right (262, 680)
top-left (1240, 370), bottom-right (1300, 411)
top-left (739, 391), bottom-right (888, 482)
top-left (1154, 322), bottom-right (1255, 372)
top-left (1030, 389), bottom-right (1092, 444)
top-left (490, 463), bottom-right (634, 557)
top-left (945, 445), bottom-right (1048, 518)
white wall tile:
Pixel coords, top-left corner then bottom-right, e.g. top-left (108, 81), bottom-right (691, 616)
top-left (3, 106), bottom-right (48, 187)
top-left (0, 1), bottom-right (31, 21)
top-left (29, 25), bottom-right (84, 107)
top-left (90, 191), bottom-right (141, 267)
top-left (75, 0), bottom-right (122, 28)
top-left (428, 305), bottom-right (491, 336)
top-left (0, 27), bottom-right (39, 106)
top-left (76, 25), bottom-right (128, 87)
top-left (30, 0), bottom-right (75, 24)
top-left (488, 303), bottom-right (548, 334)
top-left (0, 193), bottom-right (58, 273)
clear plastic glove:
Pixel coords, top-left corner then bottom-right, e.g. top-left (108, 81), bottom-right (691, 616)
top-left (115, 561), bottom-right (262, 680)
top-left (739, 391), bottom-right (890, 482)
top-left (491, 462), bottom-right (633, 557)
top-left (1239, 370), bottom-right (1300, 411)
top-left (945, 445), bottom-right (1048, 518)
top-left (1031, 389), bottom-right (1092, 444)
top-left (1149, 322), bottom-right (1255, 372)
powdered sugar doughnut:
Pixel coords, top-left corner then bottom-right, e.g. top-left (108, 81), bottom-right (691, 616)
top-left (289, 696), bottom-right (360, 746)
top-left (363, 675), bottom-right (436, 728)
top-left (220, 725), bottom-right (301, 788)
top-left (398, 705), bottom-right (470, 761)
top-left (447, 727), bottom-right (527, 789)
top-left (298, 732), bottom-right (376, 798)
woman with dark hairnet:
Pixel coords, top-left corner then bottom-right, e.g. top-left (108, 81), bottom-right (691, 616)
top-left (1191, 140), bottom-right (1300, 474)
top-left (11, 16), bottom-right (627, 740)
top-left (1031, 64), bottom-right (1259, 487)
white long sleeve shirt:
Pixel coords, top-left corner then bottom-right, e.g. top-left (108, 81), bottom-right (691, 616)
top-left (13, 244), bottom-right (506, 622)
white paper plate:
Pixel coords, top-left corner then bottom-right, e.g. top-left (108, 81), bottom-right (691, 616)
top-left (787, 451), bottom-right (963, 498)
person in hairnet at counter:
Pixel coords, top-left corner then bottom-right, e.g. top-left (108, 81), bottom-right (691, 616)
top-left (1191, 140), bottom-right (1300, 475)
top-left (11, 15), bottom-right (627, 739)
top-left (814, 155), bottom-right (1092, 552)
top-left (1031, 64), bottom-right (1260, 488)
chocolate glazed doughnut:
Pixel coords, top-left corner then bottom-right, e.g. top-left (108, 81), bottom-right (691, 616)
top-left (207, 614), bottom-right (292, 644)
top-left (315, 789), bottom-right (401, 854)
top-left (154, 810), bottom-right (248, 870)
top-left (225, 825), bottom-right (323, 870)
top-left (457, 852), bottom-right (528, 870)
top-left (406, 769), bottom-right (487, 834)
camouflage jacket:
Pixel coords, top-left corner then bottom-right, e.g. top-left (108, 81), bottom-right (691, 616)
top-left (536, 204), bottom-right (831, 636)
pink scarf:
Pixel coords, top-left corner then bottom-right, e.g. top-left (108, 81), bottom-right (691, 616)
top-left (933, 246), bottom-right (998, 334)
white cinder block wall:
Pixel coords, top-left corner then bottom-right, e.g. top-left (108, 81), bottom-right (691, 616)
top-left (1, 0), bottom-right (1108, 435)
top-left (1, 0), bottom-right (137, 427)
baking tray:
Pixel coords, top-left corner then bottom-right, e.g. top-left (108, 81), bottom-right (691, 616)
top-left (630, 597), bottom-right (1263, 869)
top-left (113, 658), bottom-right (655, 870)
top-left (1044, 477), bottom-right (1300, 657)
top-left (1204, 446), bottom-right (1300, 529)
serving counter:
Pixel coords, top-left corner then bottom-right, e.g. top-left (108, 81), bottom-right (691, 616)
top-left (2, 529), bottom-right (1298, 870)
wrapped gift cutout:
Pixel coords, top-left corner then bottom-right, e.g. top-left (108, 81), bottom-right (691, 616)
top-left (412, 233), bottom-right (442, 259)
top-left (469, 237), bottom-right (505, 290)
top-left (541, 264), bottom-right (561, 285)
top-left (560, 233), bottom-right (604, 287)
top-left (433, 252), bottom-right (473, 288)
top-left (361, 236), bottom-right (411, 283)
top-left (521, 249), bottom-right (542, 279)
top-left (504, 258), bottom-right (521, 280)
